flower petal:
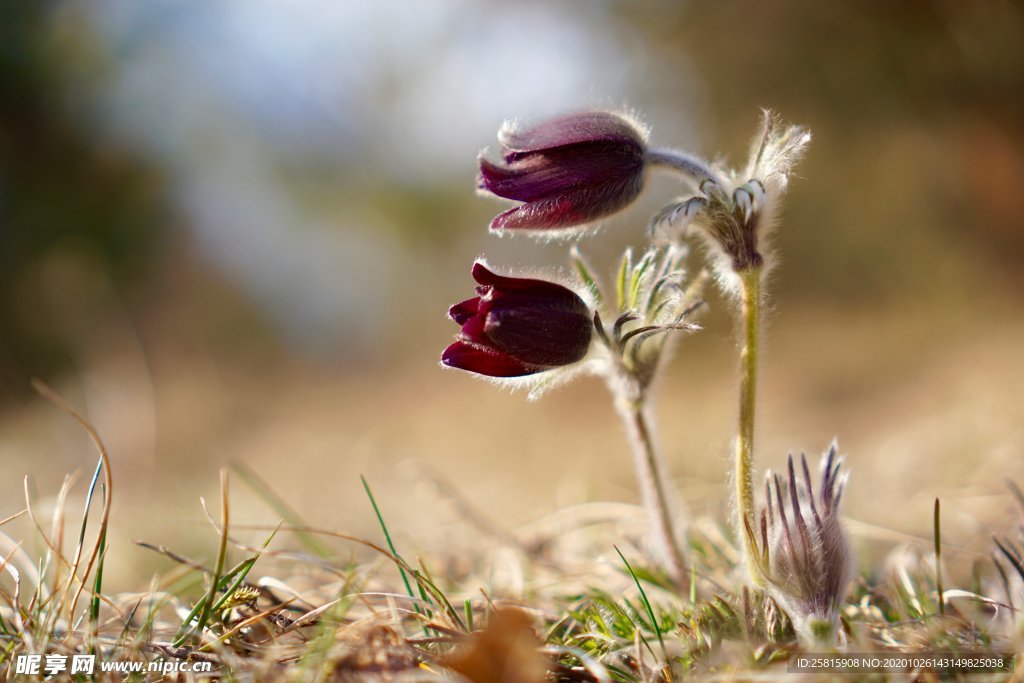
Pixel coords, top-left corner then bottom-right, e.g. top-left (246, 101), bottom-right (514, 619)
top-left (477, 156), bottom-right (560, 203)
top-left (470, 262), bottom-right (581, 304)
top-left (498, 111), bottom-right (648, 155)
top-left (441, 340), bottom-right (539, 378)
top-left (478, 144), bottom-right (644, 204)
top-left (484, 304), bottom-right (592, 366)
top-left (488, 176), bottom-right (644, 232)
top-left (457, 311), bottom-right (490, 347)
top-left (448, 297), bottom-right (480, 325)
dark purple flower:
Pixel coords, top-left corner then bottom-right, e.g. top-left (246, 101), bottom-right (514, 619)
top-left (442, 261), bottom-right (593, 378)
top-left (477, 111), bottom-right (649, 232)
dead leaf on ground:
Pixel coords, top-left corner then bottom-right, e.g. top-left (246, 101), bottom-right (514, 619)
top-left (444, 609), bottom-right (547, 683)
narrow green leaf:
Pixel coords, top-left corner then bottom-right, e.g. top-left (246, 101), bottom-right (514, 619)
top-left (614, 546), bottom-right (667, 664)
top-left (89, 524), bottom-right (107, 653)
top-left (570, 245), bottom-right (603, 306)
top-left (174, 471), bottom-right (231, 647)
top-left (616, 249), bottom-right (633, 312)
top-left (629, 249), bottom-right (655, 310)
top-left (361, 476), bottom-right (416, 603)
top-left (361, 476), bottom-right (429, 637)
top-left (231, 461), bottom-right (333, 559)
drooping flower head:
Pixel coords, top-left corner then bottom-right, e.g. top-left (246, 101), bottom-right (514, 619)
top-left (654, 110), bottom-right (810, 275)
top-left (746, 444), bottom-right (854, 644)
top-left (477, 111), bottom-right (650, 234)
top-left (442, 261), bottom-right (594, 380)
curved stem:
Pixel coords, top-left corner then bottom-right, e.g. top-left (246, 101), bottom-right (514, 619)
top-left (617, 396), bottom-right (688, 588)
top-left (736, 268), bottom-right (763, 584)
top-left (646, 148), bottom-right (725, 187)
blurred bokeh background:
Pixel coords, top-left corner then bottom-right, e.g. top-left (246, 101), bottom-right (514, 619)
top-left (2, 0), bottom-right (1022, 589)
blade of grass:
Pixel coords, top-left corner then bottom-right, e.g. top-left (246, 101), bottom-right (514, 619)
top-left (204, 597), bottom-right (296, 649)
top-left (174, 470), bottom-right (230, 647)
top-left (208, 523), bottom-right (281, 616)
top-left (992, 557), bottom-right (1014, 610)
top-left (361, 476), bottom-right (415, 604)
top-left (116, 596), bottom-right (144, 648)
top-left (361, 476), bottom-right (428, 637)
top-left (170, 553), bottom-right (260, 641)
top-left (411, 569), bottom-right (434, 613)
top-left (994, 537), bottom-right (1024, 580)
top-left (415, 559), bottom-right (466, 631)
top-left (1, 543), bottom-right (31, 651)
top-left (295, 594), bottom-right (355, 675)
top-left (78, 461), bottom-right (104, 578)
top-left (614, 545), bottom-right (667, 665)
top-left (89, 527), bottom-right (107, 653)
top-left (230, 461), bottom-right (333, 559)
top-left (31, 381), bottom-right (113, 628)
top-left (40, 476), bottom-right (72, 609)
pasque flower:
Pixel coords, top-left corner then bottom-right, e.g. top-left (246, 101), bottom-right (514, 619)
top-left (649, 111), bottom-right (810, 588)
top-left (746, 444), bottom-right (854, 644)
top-left (573, 244), bottom-right (706, 586)
top-left (477, 111), bottom-right (650, 233)
top-left (442, 261), bottom-right (593, 378)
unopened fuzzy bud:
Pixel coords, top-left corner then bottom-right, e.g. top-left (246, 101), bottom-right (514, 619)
top-left (748, 444), bottom-right (854, 645)
top-left (477, 111), bottom-right (649, 233)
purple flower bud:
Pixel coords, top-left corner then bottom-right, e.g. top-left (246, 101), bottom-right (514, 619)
top-left (442, 261), bottom-right (593, 377)
top-left (477, 111), bottom-right (649, 232)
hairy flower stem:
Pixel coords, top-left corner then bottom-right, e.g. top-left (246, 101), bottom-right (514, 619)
top-left (646, 148), bottom-right (725, 187)
top-left (736, 267), bottom-right (763, 584)
top-left (617, 396), bottom-right (688, 588)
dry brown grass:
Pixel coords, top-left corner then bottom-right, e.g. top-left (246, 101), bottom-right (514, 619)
top-left (1, 298), bottom-right (1023, 680)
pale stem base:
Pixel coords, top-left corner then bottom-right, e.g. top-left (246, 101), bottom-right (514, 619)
top-left (617, 397), bottom-right (688, 588)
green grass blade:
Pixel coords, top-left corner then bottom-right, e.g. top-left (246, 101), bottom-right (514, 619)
top-left (361, 476), bottom-right (430, 637)
top-left (361, 476), bottom-right (416, 603)
top-left (614, 545), bottom-right (667, 664)
top-left (77, 460), bottom-right (104, 569)
top-left (415, 560), bottom-right (466, 631)
top-left (231, 461), bottom-right (333, 559)
top-left (174, 470), bottom-right (230, 647)
top-left (89, 524), bottom-right (106, 653)
top-left (170, 555), bottom-right (262, 649)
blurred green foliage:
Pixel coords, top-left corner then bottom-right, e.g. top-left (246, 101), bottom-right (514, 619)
top-left (1, 0), bottom-right (1022, 399)
top-left (1, 1), bottom-right (168, 395)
